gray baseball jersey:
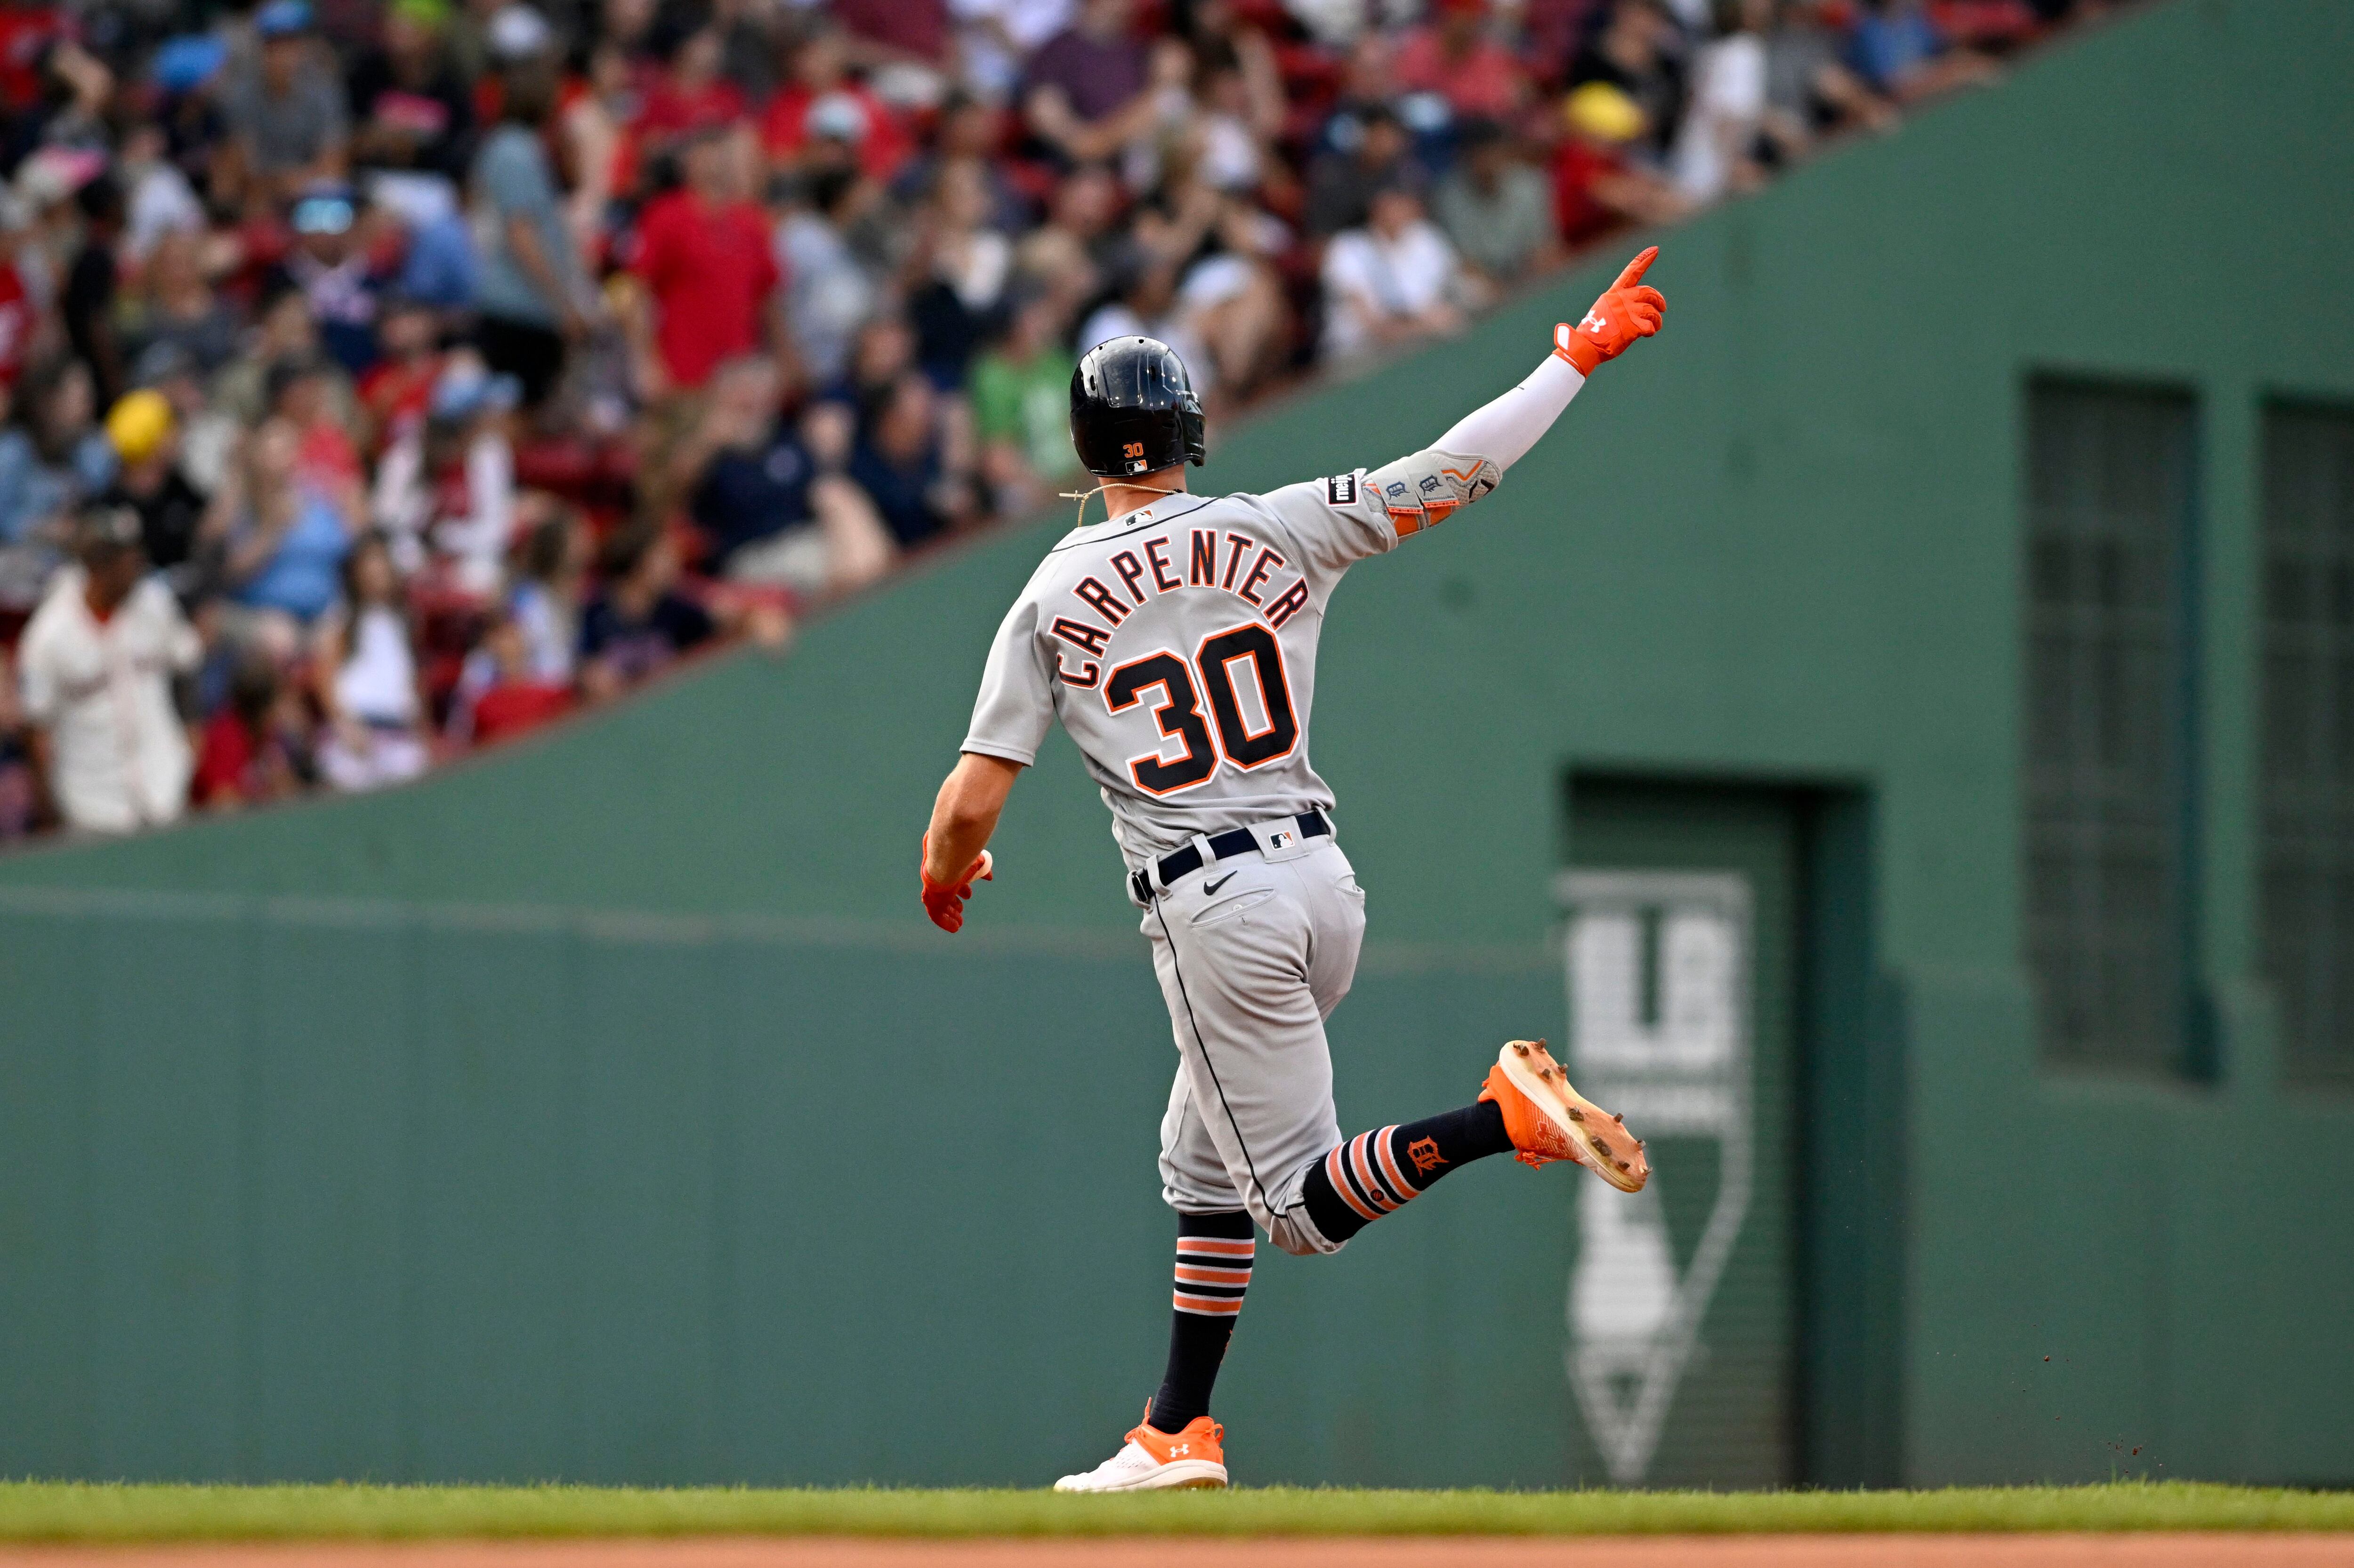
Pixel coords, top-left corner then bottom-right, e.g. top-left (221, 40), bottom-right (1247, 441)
top-left (961, 474), bottom-right (1409, 866)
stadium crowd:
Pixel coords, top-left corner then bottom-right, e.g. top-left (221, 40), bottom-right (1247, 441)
top-left (0, 0), bottom-right (2098, 838)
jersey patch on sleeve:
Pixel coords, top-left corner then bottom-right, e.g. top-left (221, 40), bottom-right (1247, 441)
top-left (1323, 473), bottom-right (1358, 507)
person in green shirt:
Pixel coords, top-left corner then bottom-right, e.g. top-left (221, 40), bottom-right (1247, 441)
top-left (971, 287), bottom-right (1078, 516)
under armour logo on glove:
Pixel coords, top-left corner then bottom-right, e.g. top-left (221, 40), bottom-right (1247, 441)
top-left (1554, 247), bottom-right (1666, 375)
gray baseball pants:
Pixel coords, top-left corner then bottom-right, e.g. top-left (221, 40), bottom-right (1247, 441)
top-left (1137, 829), bottom-right (1365, 1255)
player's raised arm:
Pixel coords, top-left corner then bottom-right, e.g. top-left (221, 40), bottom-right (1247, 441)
top-left (1361, 249), bottom-right (1664, 535)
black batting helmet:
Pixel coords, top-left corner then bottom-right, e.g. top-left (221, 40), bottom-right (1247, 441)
top-left (1070, 336), bottom-right (1206, 478)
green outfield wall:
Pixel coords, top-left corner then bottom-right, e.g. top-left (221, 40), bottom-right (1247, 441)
top-left (4, 0), bottom-right (2351, 1488)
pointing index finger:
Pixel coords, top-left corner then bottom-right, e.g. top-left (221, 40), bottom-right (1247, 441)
top-left (1610, 246), bottom-right (1660, 291)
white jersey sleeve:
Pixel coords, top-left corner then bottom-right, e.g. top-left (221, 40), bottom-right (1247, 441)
top-left (960, 592), bottom-right (1056, 766)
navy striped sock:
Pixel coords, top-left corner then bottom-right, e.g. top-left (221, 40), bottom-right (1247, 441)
top-left (1299, 1100), bottom-right (1512, 1245)
top-left (1148, 1210), bottom-right (1254, 1433)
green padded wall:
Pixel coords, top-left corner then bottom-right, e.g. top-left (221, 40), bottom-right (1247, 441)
top-left (4, 0), bottom-right (2352, 1487)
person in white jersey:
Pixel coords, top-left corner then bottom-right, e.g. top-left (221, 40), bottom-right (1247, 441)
top-left (922, 249), bottom-right (1669, 1491)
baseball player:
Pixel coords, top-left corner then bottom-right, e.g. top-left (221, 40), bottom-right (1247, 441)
top-left (921, 249), bottom-right (1668, 1491)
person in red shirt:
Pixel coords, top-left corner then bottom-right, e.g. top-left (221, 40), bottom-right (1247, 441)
top-left (0, 257), bottom-right (33, 389)
top-left (630, 128), bottom-right (782, 393)
top-left (634, 26), bottom-right (746, 151)
top-left (1392, 0), bottom-right (1531, 122)
top-left (356, 294), bottom-right (441, 449)
top-left (193, 650), bottom-right (310, 809)
top-left (1550, 81), bottom-right (1691, 247)
top-left (449, 609), bottom-right (572, 747)
top-left (759, 19), bottom-right (912, 183)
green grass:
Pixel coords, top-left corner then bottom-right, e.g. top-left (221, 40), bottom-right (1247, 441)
top-left (0, 1480), bottom-right (2347, 1541)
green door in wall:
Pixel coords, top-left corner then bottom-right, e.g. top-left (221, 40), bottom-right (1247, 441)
top-left (1560, 779), bottom-right (1801, 1487)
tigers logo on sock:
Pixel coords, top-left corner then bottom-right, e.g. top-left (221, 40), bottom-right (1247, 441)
top-left (1406, 1136), bottom-right (1446, 1174)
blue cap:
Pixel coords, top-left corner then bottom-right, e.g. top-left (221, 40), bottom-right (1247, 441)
top-left (290, 183), bottom-right (355, 234)
top-left (255, 0), bottom-right (314, 38)
top-left (151, 34), bottom-right (228, 92)
top-left (429, 362), bottom-right (521, 422)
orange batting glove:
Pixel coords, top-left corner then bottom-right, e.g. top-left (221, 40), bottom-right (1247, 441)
top-left (920, 832), bottom-right (994, 934)
top-left (1553, 246), bottom-right (1666, 374)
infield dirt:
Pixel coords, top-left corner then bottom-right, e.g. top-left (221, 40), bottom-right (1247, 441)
top-left (3, 1536), bottom-right (2351, 1567)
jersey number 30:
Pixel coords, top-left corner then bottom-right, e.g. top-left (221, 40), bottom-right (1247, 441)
top-left (1105, 623), bottom-right (1300, 795)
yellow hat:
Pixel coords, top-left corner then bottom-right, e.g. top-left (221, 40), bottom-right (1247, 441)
top-left (1564, 82), bottom-right (1646, 145)
top-left (105, 389), bottom-right (176, 464)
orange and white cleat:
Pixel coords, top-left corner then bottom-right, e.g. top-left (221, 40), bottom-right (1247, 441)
top-left (1054, 1404), bottom-right (1228, 1492)
top-left (1479, 1039), bottom-right (1649, 1192)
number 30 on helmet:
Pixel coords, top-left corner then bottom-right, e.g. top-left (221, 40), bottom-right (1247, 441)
top-left (1070, 336), bottom-right (1208, 478)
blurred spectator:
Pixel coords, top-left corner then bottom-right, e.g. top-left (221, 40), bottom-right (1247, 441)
top-left (1553, 81), bottom-right (1693, 248)
top-left (763, 21), bottom-right (916, 182)
top-left (1077, 250), bottom-right (1211, 392)
top-left (1392, 0), bottom-right (1531, 122)
top-left (279, 183), bottom-right (381, 373)
top-left (904, 158), bottom-right (1013, 385)
top-left (0, 355), bottom-right (115, 607)
top-left (1319, 180), bottom-right (1466, 362)
top-left (16, 504), bottom-right (199, 834)
top-left (219, 417), bottom-right (354, 633)
top-left (1016, 161), bottom-right (1123, 298)
top-left (1303, 101), bottom-right (1411, 237)
top-left (373, 354), bottom-right (517, 589)
top-left (640, 26), bottom-right (750, 151)
top-left (632, 127), bottom-right (782, 393)
top-left (123, 230), bottom-right (243, 376)
top-left (578, 523), bottom-right (716, 697)
top-left (357, 294), bottom-right (443, 449)
top-left (447, 605), bottom-right (572, 745)
top-left (271, 353), bottom-right (366, 521)
top-left (778, 165), bottom-right (883, 383)
top-left (471, 57), bottom-right (588, 408)
top-left (507, 505), bottom-right (587, 682)
top-left (971, 284), bottom-right (1077, 513)
top-left (1672, 0), bottom-right (1771, 202)
top-left (848, 370), bottom-right (977, 548)
top-left (1848, 0), bottom-right (1999, 100)
top-left (193, 647), bottom-right (313, 809)
top-left (677, 354), bottom-right (895, 597)
top-left (61, 174), bottom-right (127, 403)
top-left (558, 40), bottom-right (635, 258)
top-left (137, 342), bottom-right (242, 500)
top-left (316, 530), bottom-right (429, 789)
top-left (102, 390), bottom-right (216, 599)
top-left (0, 229), bottom-right (33, 393)
top-left (222, 0), bottom-right (352, 212)
top-left (1566, 0), bottom-right (1687, 162)
top-left (1434, 118), bottom-right (1560, 288)
top-left (833, 0), bottom-right (952, 66)
top-left (346, 0), bottom-right (476, 179)
top-left (119, 124), bottom-right (207, 266)
top-left (953, 0), bottom-right (1077, 105)
top-left (1763, 0), bottom-right (1896, 151)
top-left (1022, 0), bottom-right (1150, 165)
